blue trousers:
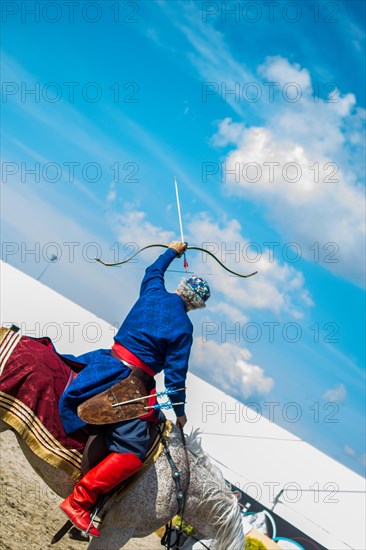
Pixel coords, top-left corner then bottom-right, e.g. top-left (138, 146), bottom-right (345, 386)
top-left (103, 417), bottom-right (149, 461)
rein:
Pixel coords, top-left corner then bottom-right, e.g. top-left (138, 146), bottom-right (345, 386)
top-left (188, 535), bottom-right (212, 550)
top-left (157, 423), bottom-right (192, 550)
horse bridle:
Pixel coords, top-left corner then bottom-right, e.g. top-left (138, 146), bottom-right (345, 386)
top-left (157, 423), bottom-right (189, 515)
top-left (95, 243), bottom-right (258, 279)
top-left (158, 423), bottom-right (190, 549)
top-left (157, 424), bottom-right (212, 550)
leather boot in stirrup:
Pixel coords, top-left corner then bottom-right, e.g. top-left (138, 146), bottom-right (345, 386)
top-left (60, 452), bottom-right (143, 537)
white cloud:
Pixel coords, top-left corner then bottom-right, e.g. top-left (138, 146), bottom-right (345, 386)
top-left (186, 212), bottom-right (313, 318)
top-left (157, 0), bottom-right (254, 117)
top-left (159, 12), bottom-right (366, 287)
top-left (258, 56), bottom-right (311, 89)
top-left (211, 118), bottom-right (248, 148)
top-left (343, 445), bottom-right (366, 470)
top-left (209, 302), bottom-right (248, 324)
top-left (110, 208), bottom-right (313, 320)
top-left (191, 339), bottom-right (274, 399)
top-left (114, 209), bottom-right (174, 249)
top-left (213, 57), bottom-right (365, 287)
top-left (106, 189), bottom-right (117, 202)
top-left (323, 384), bottom-right (347, 403)
top-left (106, 181), bottom-right (117, 203)
top-left (146, 27), bottom-right (160, 45)
top-left (344, 445), bottom-right (356, 457)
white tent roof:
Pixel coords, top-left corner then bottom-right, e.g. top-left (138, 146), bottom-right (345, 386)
top-left (1, 261), bottom-right (365, 550)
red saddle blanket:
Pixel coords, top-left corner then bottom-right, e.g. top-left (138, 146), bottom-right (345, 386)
top-left (0, 329), bottom-right (88, 481)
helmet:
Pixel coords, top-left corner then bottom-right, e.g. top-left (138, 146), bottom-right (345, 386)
top-left (185, 276), bottom-right (211, 303)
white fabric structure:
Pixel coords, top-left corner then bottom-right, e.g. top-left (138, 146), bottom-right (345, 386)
top-left (1, 261), bottom-right (364, 550)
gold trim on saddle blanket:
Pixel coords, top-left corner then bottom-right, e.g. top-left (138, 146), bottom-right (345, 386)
top-left (0, 327), bottom-right (21, 376)
top-left (0, 391), bottom-right (84, 481)
top-left (0, 327), bottom-right (84, 481)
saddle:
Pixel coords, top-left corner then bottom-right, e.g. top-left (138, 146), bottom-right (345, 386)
top-left (77, 368), bottom-right (155, 425)
top-left (80, 419), bottom-right (163, 475)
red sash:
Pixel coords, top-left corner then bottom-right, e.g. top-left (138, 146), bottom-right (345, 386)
top-left (111, 342), bottom-right (158, 422)
top-left (111, 342), bottom-right (156, 378)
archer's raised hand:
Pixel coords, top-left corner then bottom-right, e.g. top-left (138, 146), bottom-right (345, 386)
top-left (169, 241), bottom-right (187, 257)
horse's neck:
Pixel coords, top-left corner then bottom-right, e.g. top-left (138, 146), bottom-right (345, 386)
top-left (182, 440), bottom-right (245, 550)
top-left (184, 455), bottom-right (224, 540)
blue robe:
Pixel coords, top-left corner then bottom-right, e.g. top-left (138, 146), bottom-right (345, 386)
top-left (59, 248), bottom-right (193, 445)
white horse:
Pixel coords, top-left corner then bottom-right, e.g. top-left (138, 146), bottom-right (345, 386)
top-left (0, 328), bottom-right (244, 549)
top-left (0, 417), bottom-right (245, 550)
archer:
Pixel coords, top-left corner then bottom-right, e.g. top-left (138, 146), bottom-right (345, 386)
top-left (58, 241), bottom-right (211, 537)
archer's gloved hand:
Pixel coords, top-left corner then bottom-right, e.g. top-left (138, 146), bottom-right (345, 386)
top-left (176, 414), bottom-right (187, 428)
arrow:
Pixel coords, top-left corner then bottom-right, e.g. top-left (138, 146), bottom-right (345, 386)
top-left (111, 387), bottom-right (187, 408)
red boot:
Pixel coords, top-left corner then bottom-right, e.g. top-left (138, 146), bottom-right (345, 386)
top-left (60, 452), bottom-right (143, 537)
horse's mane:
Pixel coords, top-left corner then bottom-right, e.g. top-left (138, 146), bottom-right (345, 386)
top-left (185, 428), bottom-right (222, 481)
top-left (185, 428), bottom-right (244, 550)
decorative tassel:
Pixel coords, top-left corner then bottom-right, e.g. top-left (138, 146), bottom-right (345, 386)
top-left (183, 253), bottom-right (189, 273)
top-left (144, 401), bottom-right (186, 411)
top-left (112, 387), bottom-right (186, 408)
top-left (156, 387), bottom-right (186, 398)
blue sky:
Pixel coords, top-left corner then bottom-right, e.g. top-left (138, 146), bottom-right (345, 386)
top-left (1, 1), bottom-right (365, 476)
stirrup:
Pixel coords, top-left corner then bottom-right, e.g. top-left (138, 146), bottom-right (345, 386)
top-left (81, 510), bottom-right (99, 538)
top-left (69, 527), bottom-right (90, 541)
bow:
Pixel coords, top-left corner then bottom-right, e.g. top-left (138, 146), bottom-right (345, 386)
top-left (95, 244), bottom-right (257, 278)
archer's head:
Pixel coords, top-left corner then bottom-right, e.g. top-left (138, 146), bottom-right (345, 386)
top-left (175, 276), bottom-right (211, 311)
